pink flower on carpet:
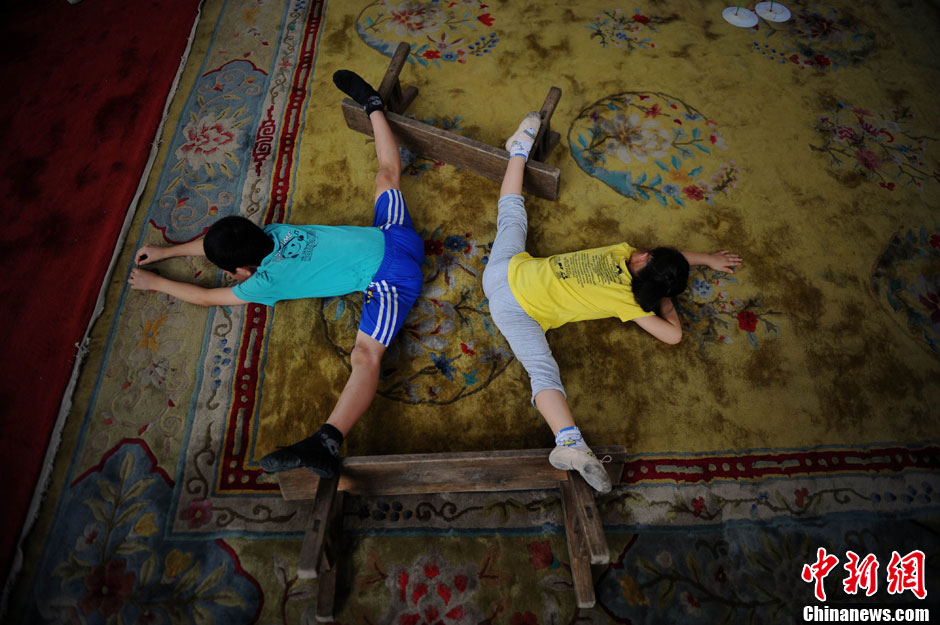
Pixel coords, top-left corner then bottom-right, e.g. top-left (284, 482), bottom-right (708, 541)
top-left (709, 131), bottom-right (728, 149)
top-left (691, 497), bottom-right (706, 516)
top-left (712, 565), bottom-right (729, 587)
top-left (387, 5), bottom-right (444, 37)
top-left (879, 181), bottom-right (896, 191)
top-left (855, 149), bottom-right (882, 171)
top-left (79, 560), bottom-right (136, 617)
top-left (860, 121), bottom-right (883, 138)
top-left (834, 125), bottom-right (857, 142)
top-left (814, 54), bottom-right (831, 66)
top-left (682, 185), bottom-right (705, 201)
top-left (425, 239), bottom-right (443, 256)
top-left (477, 13), bottom-right (494, 26)
top-left (175, 115), bottom-right (240, 170)
top-left (632, 14), bottom-right (650, 24)
top-left (680, 591), bottom-right (702, 616)
top-left (422, 49), bottom-right (441, 59)
top-left (412, 582), bottom-right (428, 604)
top-left (75, 523), bottom-right (100, 552)
top-left (391, 559), bottom-right (474, 625)
top-left (737, 310), bottom-right (758, 332)
top-left (527, 540), bottom-right (556, 569)
top-left (644, 103), bottom-right (661, 119)
top-left (511, 611), bottom-right (539, 625)
top-left (919, 292), bottom-right (940, 325)
top-left (929, 234), bottom-right (940, 249)
top-left (179, 498), bottom-right (213, 528)
top-left (795, 487), bottom-right (809, 508)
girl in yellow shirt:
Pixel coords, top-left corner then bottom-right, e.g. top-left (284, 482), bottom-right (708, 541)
top-left (482, 113), bottom-right (742, 492)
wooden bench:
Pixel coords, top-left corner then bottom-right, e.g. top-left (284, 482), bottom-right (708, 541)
top-left (340, 41), bottom-right (563, 200)
top-left (276, 446), bottom-right (626, 620)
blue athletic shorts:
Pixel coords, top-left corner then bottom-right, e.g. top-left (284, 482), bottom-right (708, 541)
top-left (359, 189), bottom-right (424, 346)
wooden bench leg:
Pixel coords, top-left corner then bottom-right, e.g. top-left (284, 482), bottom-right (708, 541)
top-left (565, 471), bottom-right (609, 565)
top-left (315, 490), bottom-right (344, 623)
top-left (297, 475), bottom-right (339, 579)
top-left (559, 478), bottom-right (596, 608)
top-left (378, 42), bottom-right (419, 115)
top-left (531, 86), bottom-right (562, 163)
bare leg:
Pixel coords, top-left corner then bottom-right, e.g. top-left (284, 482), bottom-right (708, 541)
top-left (370, 110), bottom-right (402, 200)
top-left (534, 389), bottom-right (577, 435)
top-left (260, 88), bottom-right (400, 477)
top-left (325, 331), bottom-right (385, 436)
top-left (500, 154), bottom-right (526, 198)
top-left (327, 109), bottom-right (400, 435)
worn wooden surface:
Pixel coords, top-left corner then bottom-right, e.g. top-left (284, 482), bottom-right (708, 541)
top-left (341, 98), bottom-right (561, 200)
top-left (376, 42), bottom-right (415, 114)
top-left (560, 479), bottom-right (596, 608)
top-left (531, 86), bottom-right (562, 163)
top-left (277, 446), bottom-right (626, 499)
top-left (567, 470), bottom-right (609, 565)
top-left (297, 476), bottom-right (338, 579)
top-left (314, 491), bottom-right (344, 622)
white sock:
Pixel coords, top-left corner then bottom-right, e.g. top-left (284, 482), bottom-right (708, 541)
top-left (555, 426), bottom-right (594, 455)
top-left (506, 112), bottom-right (541, 161)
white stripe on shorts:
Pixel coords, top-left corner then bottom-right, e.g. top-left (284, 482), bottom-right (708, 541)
top-left (371, 281), bottom-right (386, 340)
top-left (382, 189), bottom-right (404, 229)
top-left (379, 281), bottom-right (399, 345)
top-left (370, 280), bottom-right (400, 345)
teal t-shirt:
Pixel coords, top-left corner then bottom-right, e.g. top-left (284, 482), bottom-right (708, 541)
top-left (232, 224), bottom-right (385, 306)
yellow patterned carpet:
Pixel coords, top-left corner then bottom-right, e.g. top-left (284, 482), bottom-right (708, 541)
top-left (10, 1), bottom-right (940, 622)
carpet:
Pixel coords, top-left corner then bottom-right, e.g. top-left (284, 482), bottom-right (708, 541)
top-left (6, 0), bottom-right (940, 622)
top-left (0, 0), bottom-right (202, 582)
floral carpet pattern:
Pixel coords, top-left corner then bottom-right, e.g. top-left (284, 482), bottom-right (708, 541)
top-left (10, 0), bottom-right (940, 623)
top-left (568, 91), bottom-right (739, 207)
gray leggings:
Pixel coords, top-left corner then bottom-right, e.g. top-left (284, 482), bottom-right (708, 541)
top-left (482, 194), bottom-right (565, 404)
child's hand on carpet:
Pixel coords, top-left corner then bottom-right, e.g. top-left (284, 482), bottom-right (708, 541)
top-left (135, 244), bottom-right (165, 266)
top-left (128, 267), bottom-right (160, 291)
top-left (706, 250), bottom-right (742, 273)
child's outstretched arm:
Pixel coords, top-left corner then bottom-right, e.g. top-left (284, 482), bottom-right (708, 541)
top-left (633, 297), bottom-right (682, 345)
top-left (134, 238), bottom-right (206, 266)
top-left (128, 268), bottom-right (247, 307)
top-left (681, 250), bottom-right (742, 273)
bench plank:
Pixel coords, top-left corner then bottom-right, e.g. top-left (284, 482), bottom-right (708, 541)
top-left (341, 99), bottom-right (561, 200)
top-left (276, 446), bottom-right (625, 499)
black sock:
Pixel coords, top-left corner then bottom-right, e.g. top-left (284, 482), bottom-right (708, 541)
top-left (259, 423), bottom-right (344, 476)
top-left (332, 69), bottom-right (384, 114)
top-left (314, 423), bottom-right (344, 457)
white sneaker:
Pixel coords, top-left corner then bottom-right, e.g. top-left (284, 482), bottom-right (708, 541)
top-left (505, 112), bottom-right (541, 156)
top-left (549, 445), bottom-right (612, 493)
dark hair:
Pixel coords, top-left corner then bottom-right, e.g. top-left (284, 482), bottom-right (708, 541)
top-left (631, 246), bottom-right (690, 313)
top-left (203, 216), bottom-right (274, 273)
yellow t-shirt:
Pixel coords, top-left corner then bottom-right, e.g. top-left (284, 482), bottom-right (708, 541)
top-left (507, 242), bottom-right (652, 331)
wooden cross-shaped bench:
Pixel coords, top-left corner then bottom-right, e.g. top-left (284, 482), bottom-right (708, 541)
top-left (275, 446), bottom-right (626, 620)
top-left (340, 41), bottom-right (563, 200)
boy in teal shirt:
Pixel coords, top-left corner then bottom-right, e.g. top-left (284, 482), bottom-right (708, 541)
top-left (129, 71), bottom-right (424, 477)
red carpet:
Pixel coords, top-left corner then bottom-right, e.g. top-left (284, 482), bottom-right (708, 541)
top-left (0, 0), bottom-right (201, 579)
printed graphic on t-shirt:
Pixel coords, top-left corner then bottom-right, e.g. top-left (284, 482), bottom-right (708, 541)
top-left (275, 229), bottom-right (319, 262)
top-left (553, 251), bottom-right (625, 288)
